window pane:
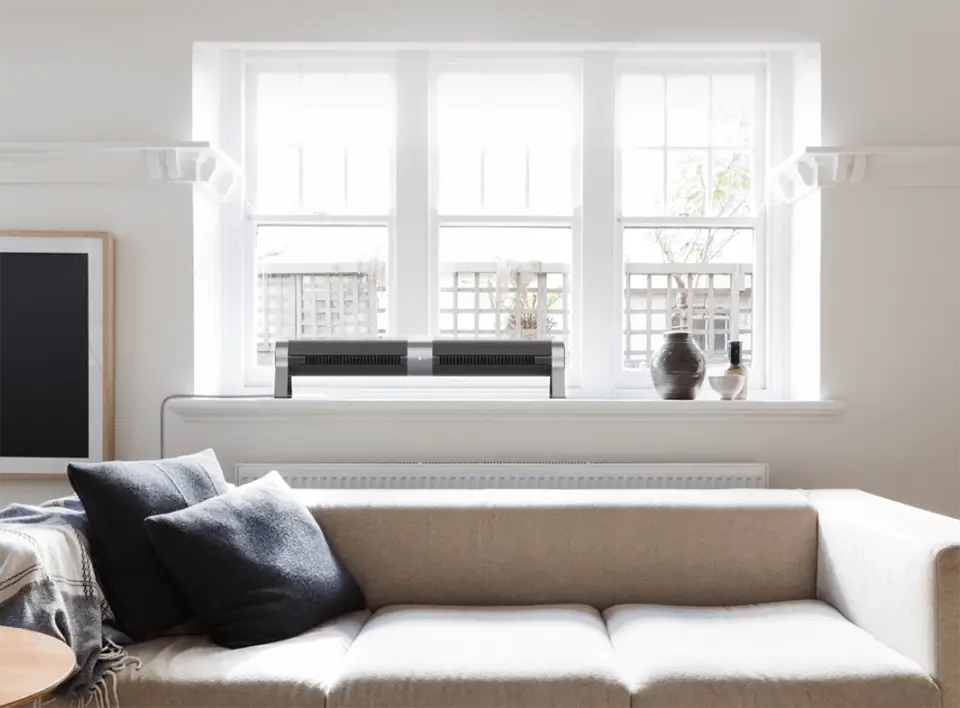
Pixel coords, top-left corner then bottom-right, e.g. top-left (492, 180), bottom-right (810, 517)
top-left (710, 150), bottom-right (752, 216)
top-left (255, 225), bottom-right (388, 365)
top-left (439, 227), bottom-right (571, 340)
top-left (343, 74), bottom-right (395, 149)
top-left (257, 146), bottom-right (300, 212)
top-left (712, 75), bottom-right (756, 147)
top-left (302, 146), bottom-right (345, 213)
top-left (256, 73), bottom-right (301, 145)
top-left (622, 227), bottom-right (753, 370)
top-left (301, 73), bottom-right (394, 149)
top-left (436, 71), bottom-right (576, 214)
top-left (527, 74), bottom-right (578, 149)
top-left (301, 74), bottom-right (348, 143)
top-left (666, 75), bottom-right (709, 146)
top-left (483, 148), bottom-right (527, 212)
top-left (621, 149), bottom-right (664, 216)
top-left (621, 70), bottom-right (759, 219)
top-left (619, 75), bottom-right (665, 148)
top-left (347, 148), bottom-right (390, 214)
top-left (666, 150), bottom-right (708, 216)
top-left (293, 146), bottom-right (392, 215)
top-left (255, 71), bottom-right (393, 213)
top-left (529, 148), bottom-right (573, 214)
top-left (438, 147), bottom-right (482, 213)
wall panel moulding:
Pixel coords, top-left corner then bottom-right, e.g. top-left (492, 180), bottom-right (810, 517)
top-left (0, 141), bottom-right (240, 201)
top-left (775, 146), bottom-right (960, 204)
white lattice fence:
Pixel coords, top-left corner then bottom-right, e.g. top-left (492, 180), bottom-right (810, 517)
top-left (624, 263), bottom-right (752, 369)
top-left (439, 262), bottom-right (569, 340)
top-left (257, 261), bottom-right (386, 363)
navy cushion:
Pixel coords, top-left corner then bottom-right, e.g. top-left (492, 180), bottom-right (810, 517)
top-left (67, 449), bottom-right (229, 640)
top-left (143, 471), bottom-right (365, 649)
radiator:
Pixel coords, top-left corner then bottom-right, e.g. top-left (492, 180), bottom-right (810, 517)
top-left (235, 462), bottom-right (768, 489)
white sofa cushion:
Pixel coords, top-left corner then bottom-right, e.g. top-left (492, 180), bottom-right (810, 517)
top-left (93, 611), bottom-right (368, 708)
top-left (604, 601), bottom-right (940, 707)
top-left (328, 605), bottom-right (630, 708)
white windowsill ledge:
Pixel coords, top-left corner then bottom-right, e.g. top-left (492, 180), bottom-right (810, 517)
top-left (165, 396), bottom-right (843, 422)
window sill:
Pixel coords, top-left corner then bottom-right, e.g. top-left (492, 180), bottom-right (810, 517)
top-left (166, 395), bottom-right (843, 423)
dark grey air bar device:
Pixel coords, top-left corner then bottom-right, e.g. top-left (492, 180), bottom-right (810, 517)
top-left (273, 339), bottom-right (565, 399)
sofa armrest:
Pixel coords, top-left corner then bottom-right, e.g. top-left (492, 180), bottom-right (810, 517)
top-left (808, 490), bottom-right (960, 708)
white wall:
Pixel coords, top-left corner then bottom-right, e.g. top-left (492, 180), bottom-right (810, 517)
top-left (1, 0), bottom-right (958, 515)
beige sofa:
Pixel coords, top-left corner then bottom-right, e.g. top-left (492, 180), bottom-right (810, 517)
top-left (102, 489), bottom-right (959, 708)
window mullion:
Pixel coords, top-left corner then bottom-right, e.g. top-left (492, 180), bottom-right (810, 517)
top-left (580, 53), bottom-right (618, 396)
top-left (217, 50), bottom-right (248, 392)
top-left (766, 57), bottom-right (790, 397)
top-left (394, 51), bottom-right (431, 337)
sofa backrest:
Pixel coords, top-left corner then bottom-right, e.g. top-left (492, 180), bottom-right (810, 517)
top-left (302, 488), bottom-right (818, 610)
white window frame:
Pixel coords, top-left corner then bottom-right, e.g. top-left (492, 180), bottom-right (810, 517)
top-left (240, 54), bottom-right (398, 390)
top-left (428, 55), bottom-right (584, 389)
top-left (613, 58), bottom-right (769, 391)
top-left (212, 47), bottom-right (789, 398)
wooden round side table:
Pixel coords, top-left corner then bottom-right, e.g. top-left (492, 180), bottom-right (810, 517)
top-left (0, 626), bottom-right (75, 708)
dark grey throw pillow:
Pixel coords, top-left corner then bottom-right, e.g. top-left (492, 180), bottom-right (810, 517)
top-left (67, 449), bottom-right (229, 640)
top-left (143, 471), bottom-right (365, 649)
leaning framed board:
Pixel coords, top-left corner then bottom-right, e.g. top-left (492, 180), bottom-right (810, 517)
top-left (0, 230), bottom-right (114, 477)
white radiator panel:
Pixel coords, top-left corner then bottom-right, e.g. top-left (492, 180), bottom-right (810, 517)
top-left (236, 462), bottom-right (768, 489)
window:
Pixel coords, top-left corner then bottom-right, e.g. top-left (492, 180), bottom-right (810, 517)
top-left (434, 68), bottom-right (578, 342)
top-left (255, 225), bottom-right (387, 365)
top-left (247, 66), bottom-right (394, 366)
top-left (215, 49), bottom-right (783, 395)
top-left (617, 65), bottom-right (764, 385)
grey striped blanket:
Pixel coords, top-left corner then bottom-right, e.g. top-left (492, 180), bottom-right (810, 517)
top-left (0, 497), bottom-right (138, 707)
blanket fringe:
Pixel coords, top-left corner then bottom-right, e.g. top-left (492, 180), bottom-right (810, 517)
top-left (27, 645), bottom-right (141, 708)
top-left (77, 640), bottom-right (142, 708)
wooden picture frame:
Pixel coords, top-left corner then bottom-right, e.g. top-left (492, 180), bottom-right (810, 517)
top-left (0, 230), bottom-right (114, 478)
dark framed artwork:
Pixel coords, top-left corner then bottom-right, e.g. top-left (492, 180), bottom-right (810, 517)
top-left (0, 230), bottom-right (114, 477)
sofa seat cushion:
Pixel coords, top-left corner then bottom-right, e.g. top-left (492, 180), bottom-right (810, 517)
top-left (97, 611), bottom-right (368, 708)
top-left (604, 601), bottom-right (940, 708)
top-left (328, 605), bottom-right (630, 708)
